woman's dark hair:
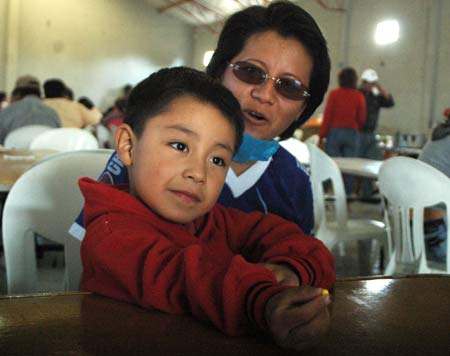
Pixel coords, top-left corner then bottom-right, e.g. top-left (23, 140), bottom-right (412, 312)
top-left (124, 67), bottom-right (244, 152)
top-left (338, 67), bottom-right (358, 89)
top-left (206, 1), bottom-right (330, 139)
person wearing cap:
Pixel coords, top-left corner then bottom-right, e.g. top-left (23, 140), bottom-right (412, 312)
top-left (418, 108), bottom-right (450, 263)
top-left (43, 79), bottom-right (100, 128)
top-left (358, 68), bottom-right (394, 199)
top-left (0, 75), bottom-right (60, 145)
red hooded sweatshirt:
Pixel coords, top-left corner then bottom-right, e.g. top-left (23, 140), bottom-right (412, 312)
top-left (79, 177), bottom-right (335, 336)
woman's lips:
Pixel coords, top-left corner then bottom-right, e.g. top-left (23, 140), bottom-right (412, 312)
top-left (243, 110), bottom-right (267, 125)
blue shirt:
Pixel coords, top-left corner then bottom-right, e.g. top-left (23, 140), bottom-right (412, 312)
top-left (0, 96), bottom-right (60, 144)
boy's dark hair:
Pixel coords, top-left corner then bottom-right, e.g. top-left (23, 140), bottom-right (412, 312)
top-left (124, 67), bottom-right (244, 152)
top-left (338, 67), bottom-right (357, 89)
top-left (206, 1), bottom-right (330, 139)
top-left (44, 79), bottom-right (66, 98)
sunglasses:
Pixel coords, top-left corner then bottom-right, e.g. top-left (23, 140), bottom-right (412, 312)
top-left (228, 61), bottom-right (311, 101)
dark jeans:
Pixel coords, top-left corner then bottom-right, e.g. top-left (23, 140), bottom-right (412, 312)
top-left (325, 128), bottom-right (360, 195)
top-left (359, 132), bottom-right (383, 198)
top-left (424, 216), bottom-right (447, 263)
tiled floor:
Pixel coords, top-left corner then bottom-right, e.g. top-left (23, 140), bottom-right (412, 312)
top-left (0, 199), bottom-right (434, 295)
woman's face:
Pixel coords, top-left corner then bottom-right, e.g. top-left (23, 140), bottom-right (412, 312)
top-left (222, 30), bottom-right (313, 140)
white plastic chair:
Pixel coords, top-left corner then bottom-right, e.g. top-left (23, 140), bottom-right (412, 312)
top-left (30, 127), bottom-right (99, 151)
top-left (280, 137), bottom-right (310, 165)
top-left (307, 143), bottom-right (390, 270)
top-left (2, 149), bottom-right (114, 294)
top-left (4, 125), bottom-right (54, 149)
top-left (379, 157), bottom-right (450, 274)
top-left (95, 123), bottom-right (114, 149)
top-left (304, 134), bottom-right (319, 146)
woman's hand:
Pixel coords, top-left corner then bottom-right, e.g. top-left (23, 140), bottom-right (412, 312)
top-left (264, 286), bottom-right (331, 351)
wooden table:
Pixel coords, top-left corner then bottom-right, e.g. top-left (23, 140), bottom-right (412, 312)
top-left (0, 275), bottom-right (448, 356)
top-left (0, 148), bottom-right (57, 193)
top-left (333, 157), bottom-right (383, 178)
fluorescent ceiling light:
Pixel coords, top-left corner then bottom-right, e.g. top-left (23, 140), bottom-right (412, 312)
top-left (374, 19), bottom-right (399, 45)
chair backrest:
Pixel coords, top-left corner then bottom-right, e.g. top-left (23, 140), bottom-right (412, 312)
top-left (2, 149), bottom-right (114, 294)
top-left (4, 125), bottom-right (54, 149)
top-left (307, 143), bottom-right (348, 230)
top-left (304, 134), bottom-right (319, 146)
top-left (279, 137), bottom-right (310, 165)
top-left (30, 127), bottom-right (99, 151)
top-left (95, 124), bottom-right (114, 149)
top-left (378, 156), bottom-right (450, 272)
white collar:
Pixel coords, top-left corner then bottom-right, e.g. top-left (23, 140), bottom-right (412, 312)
top-left (225, 158), bottom-right (272, 197)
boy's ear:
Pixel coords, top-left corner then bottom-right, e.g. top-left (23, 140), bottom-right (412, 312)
top-left (115, 124), bottom-right (136, 166)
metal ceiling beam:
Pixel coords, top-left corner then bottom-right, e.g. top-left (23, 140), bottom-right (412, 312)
top-left (157, 0), bottom-right (195, 13)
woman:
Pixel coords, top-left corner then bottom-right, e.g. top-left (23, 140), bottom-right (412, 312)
top-left (319, 67), bottom-right (366, 194)
top-left (207, 1), bottom-right (331, 234)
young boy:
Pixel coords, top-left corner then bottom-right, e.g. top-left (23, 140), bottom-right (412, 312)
top-left (79, 67), bottom-right (335, 351)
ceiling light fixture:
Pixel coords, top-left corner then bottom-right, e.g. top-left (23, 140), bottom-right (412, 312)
top-left (374, 19), bottom-right (400, 45)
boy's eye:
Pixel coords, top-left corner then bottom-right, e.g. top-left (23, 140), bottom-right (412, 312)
top-left (170, 142), bottom-right (188, 152)
top-left (210, 156), bottom-right (226, 167)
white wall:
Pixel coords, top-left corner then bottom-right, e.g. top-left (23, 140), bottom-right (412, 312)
top-left (192, 25), bottom-right (219, 71)
top-left (0, 1), bottom-right (7, 81)
top-left (1, 0), bottom-right (448, 133)
top-left (345, 0), bottom-right (449, 135)
top-left (192, 0), bottom-right (449, 136)
top-left (0, 0), bottom-right (194, 110)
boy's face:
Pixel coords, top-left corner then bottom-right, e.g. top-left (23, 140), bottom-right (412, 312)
top-left (116, 96), bottom-right (236, 224)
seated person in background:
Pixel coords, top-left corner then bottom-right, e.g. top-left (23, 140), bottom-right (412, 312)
top-left (43, 79), bottom-right (100, 128)
top-left (79, 67), bottom-right (335, 352)
top-left (0, 75), bottom-right (60, 145)
top-left (78, 96), bottom-right (103, 122)
top-left (0, 91), bottom-right (8, 111)
top-left (101, 84), bottom-right (131, 130)
top-left (64, 86), bottom-right (74, 100)
top-left (419, 108), bottom-right (450, 263)
top-left (101, 96), bottom-right (127, 129)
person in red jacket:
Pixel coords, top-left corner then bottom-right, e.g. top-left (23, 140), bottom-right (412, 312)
top-left (80, 67), bottom-right (335, 352)
top-left (319, 67), bottom-right (366, 195)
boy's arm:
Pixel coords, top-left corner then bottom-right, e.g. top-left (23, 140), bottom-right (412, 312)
top-left (221, 206), bottom-right (335, 290)
top-left (80, 178), bottom-right (334, 338)
top-left (219, 207), bottom-right (335, 350)
top-left (81, 211), bottom-right (291, 336)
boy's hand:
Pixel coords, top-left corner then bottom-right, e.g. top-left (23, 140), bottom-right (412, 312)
top-left (258, 263), bottom-right (299, 286)
top-left (265, 286), bottom-right (331, 351)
